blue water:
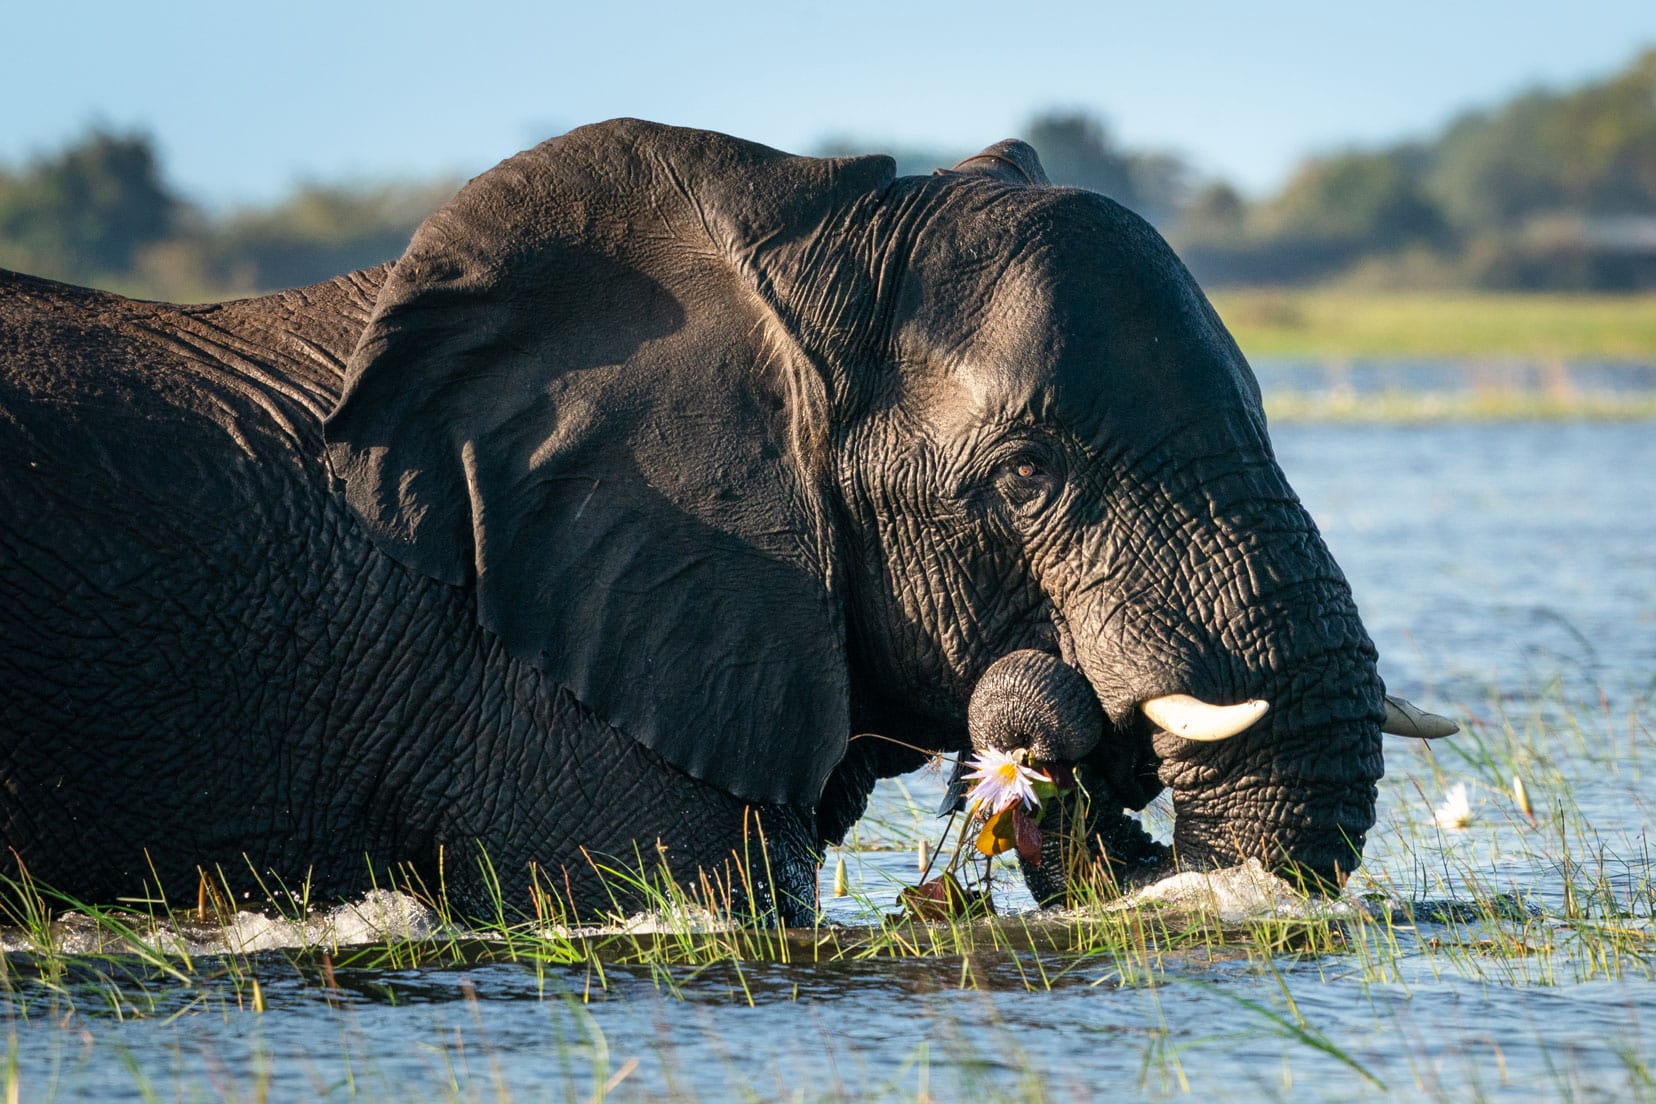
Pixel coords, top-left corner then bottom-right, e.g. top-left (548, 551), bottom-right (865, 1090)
top-left (1283, 419), bottom-right (1656, 707)
top-left (5, 413), bottom-right (1655, 1102)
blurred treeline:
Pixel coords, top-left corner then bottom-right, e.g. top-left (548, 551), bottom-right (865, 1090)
top-left (5, 49), bottom-right (1656, 300)
top-left (0, 137), bottom-right (458, 301)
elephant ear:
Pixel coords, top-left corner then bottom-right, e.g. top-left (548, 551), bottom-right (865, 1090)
top-left (947, 140), bottom-right (1052, 187)
top-left (323, 119), bottom-right (895, 808)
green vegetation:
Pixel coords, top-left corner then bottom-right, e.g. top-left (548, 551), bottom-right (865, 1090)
top-left (0, 837), bottom-right (1326, 1003)
top-left (814, 49), bottom-right (1656, 295)
top-left (1202, 288), bottom-right (1656, 421)
top-left (1213, 289), bottom-right (1656, 360)
top-left (1174, 48), bottom-right (1656, 291)
top-left (0, 130), bottom-right (175, 285)
top-left (7, 48), bottom-right (1656, 303)
top-left (0, 129), bottom-right (457, 302)
top-left (3, 686), bottom-right (1654, 1098)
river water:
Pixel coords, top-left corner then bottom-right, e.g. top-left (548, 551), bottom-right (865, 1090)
top-left (4, 374), bottom-right (1655, 1101)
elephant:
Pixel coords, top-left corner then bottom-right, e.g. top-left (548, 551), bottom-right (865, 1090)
top-left (0, 119), bottom-right (1453, 927)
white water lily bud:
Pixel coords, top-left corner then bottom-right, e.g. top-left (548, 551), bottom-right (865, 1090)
top-left (1434, 783), bottom-right (1474, 829)
top-left (832, 856), bottom-right (848, 898)
top-left (1513, 776), bottom-right (1536, 824)
top-left (918, 838), bottom-right (931, 874)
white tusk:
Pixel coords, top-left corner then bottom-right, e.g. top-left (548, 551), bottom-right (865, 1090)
top-left (1381, 695), bottom-right (1459, 739)
top-left (1142, 694), bottom-right (1269, 742)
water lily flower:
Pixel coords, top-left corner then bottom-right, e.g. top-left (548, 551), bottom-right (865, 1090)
top-left (1434, 782), bottom-right (1474, 829)
top-left (962, 748), bottom-right (1047, 815)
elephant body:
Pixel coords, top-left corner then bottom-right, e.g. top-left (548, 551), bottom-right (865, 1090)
top-left (1, 265), bottom-right (847, 914)
top-left (2, 120), bottom-right (1400, 924)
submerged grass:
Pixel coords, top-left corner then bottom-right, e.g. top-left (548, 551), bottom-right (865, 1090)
top-left (0, 832), bottom-right (1365, 1020)
top-left (1206, 289), bottom-right (1656, 422)
top-left (1264, 388), bottom-right (1656, 422)
top-left (3, 685), bottom-right (1653, 1099)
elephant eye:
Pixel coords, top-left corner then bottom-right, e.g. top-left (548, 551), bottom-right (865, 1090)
top-left (991, 447), bottom-right (1061, 517)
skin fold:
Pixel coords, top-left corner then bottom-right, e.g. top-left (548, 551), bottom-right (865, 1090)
top-left (0, 119), bottom-right (1388, 925)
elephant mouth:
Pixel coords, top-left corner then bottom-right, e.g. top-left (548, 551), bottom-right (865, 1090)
top-left (1026, 757), bottom-right (1368, 902)
top-left (965, 641), bottom-right (1454, 904)
top-left (1088, 701), bottom-right (1377, 896)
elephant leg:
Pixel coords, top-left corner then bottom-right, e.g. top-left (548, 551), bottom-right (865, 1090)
top-left (420, 696), bottom-right (826, 929)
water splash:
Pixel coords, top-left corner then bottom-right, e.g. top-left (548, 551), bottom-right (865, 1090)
top-left (1109, 859), bottom-right (1363, 924)
top-left (5, 889), bottom-right (442, 957)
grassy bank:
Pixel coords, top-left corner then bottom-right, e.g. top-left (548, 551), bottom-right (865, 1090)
top-left (1262, 389), bottom-right (1656, 422)
top-left (1211, 289), bottom-right (1656, 361)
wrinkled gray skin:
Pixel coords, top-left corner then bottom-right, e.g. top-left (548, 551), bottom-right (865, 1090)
top-left (0, 120), bottom-right (1384, 925)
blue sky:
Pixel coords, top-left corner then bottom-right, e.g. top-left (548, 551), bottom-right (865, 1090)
top-left (6, 1), bottom-right (1655, 208)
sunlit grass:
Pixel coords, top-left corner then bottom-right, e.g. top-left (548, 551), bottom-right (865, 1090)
top-left (1212, 288), bottom-right (1656, 361)
top-left (1204, 290), bottom-right (1656, 420)
top-left (1265, 388), bottom-right (1656, 422)
top-left (2, 685), bottom-right (1653, 1099)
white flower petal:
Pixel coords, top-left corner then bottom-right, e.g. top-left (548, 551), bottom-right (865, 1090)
top-left (961, 749), bottom-right (1047, 815)
top-left (1433, 782), bottom-right (1474, 829)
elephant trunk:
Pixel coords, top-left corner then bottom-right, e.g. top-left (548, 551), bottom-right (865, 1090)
top-left (964, 650), bottom-right (1172, 902)
top-left (966, 649), bottom-right (1104, 763)
top-left (1054, 424), bottom-right (1387, 896)
top-left (1088, 565), bottom-right (1386, 892)
top-left (1155, 641), bottom-right (1385, 889)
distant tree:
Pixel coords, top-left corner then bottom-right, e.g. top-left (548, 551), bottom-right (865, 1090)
top-left (1165, 179), bottom-right (1270, 286)
top-left (1429, 49), bottom-right (1656, 231)
top-left (0, 128), bottom-right (450, 299)
top-left (1192, 148), bottom-right (1448, 283)
top-left (1176, 180), bottom-right (1248, 241)
top-left (17, 53), bottom-right (1656, 301)
top-left (1023, 111), bottom-right (1188, 226)
top-left (0, 127), bottom-right (178, 282)
top-left (1255, 149), bottom-right (1447, 251)
top-left (815, 114), bottom-right (1192, 226)
top-left (190, 180), bottom-right (457, 293)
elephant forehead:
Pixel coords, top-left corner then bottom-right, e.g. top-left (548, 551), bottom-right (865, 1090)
top-left (928, 226), bottom-right (1250, 434)
top-left (951, 268), bottom-right (1067, 417)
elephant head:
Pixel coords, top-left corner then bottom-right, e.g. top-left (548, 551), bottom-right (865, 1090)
top-left (322, 119), bottom-right (1436, 904)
